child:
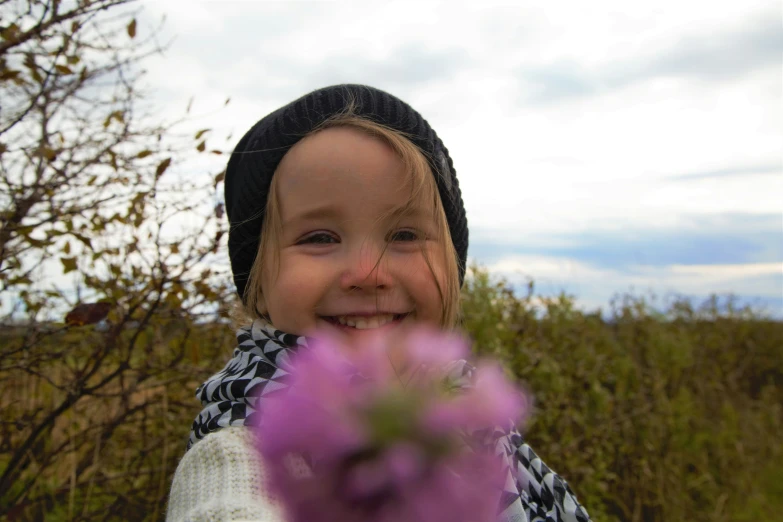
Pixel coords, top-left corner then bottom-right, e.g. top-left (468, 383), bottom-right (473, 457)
top-left (166, 85), bottom-right (591, 522)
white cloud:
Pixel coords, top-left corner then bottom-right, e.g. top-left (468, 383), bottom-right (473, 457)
top-left (667, 262), bottom-right (781, 278)
top-left (134, 0), bottom-right (781, 306)
top-left (485, 254), bottom-right (782, 313)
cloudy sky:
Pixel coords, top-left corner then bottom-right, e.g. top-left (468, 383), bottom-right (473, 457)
top-left (139, 0), bottom-right (781, 316)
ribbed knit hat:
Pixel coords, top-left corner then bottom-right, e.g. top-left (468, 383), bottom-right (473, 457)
top-left (225, 84), bottom-right (468, 300)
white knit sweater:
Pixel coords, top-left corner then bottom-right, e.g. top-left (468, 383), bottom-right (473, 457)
top-left (166, 427), bottom-right (306, 522)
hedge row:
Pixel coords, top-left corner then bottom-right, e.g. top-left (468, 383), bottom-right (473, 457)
top-left (2, 267), bottom-right (780, 521)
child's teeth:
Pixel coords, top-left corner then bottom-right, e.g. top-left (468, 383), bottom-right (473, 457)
top-left (335, 314), bottom-right (394, 329)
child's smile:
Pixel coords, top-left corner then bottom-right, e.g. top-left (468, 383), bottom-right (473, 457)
top-left (322, 313), bottom-right (410, 329)
top-left (259, 126), bottom-right (447, 341)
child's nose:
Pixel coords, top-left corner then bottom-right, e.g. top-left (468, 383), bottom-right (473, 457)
top-left (340, 242), bottom-right (393, 291)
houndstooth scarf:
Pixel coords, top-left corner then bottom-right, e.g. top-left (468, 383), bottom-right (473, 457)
top-left (189, 320), bottom-right (591, 522)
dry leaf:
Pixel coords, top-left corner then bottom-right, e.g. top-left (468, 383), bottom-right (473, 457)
top-left (65, 302), bottom-right (112, 326)
top-left (127, 19), bottom-right (137, 39)
top-left (155, 158), bottom-right (172, 179)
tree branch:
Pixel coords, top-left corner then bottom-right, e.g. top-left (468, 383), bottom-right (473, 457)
top-left (0, 0), bottom-right (134, 56)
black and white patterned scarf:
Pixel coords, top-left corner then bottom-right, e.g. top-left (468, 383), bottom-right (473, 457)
top-left (189, 319), bottom-right (591, 522)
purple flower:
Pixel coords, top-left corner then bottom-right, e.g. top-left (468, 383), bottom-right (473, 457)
top-left (260, 338), bottom-right (368, 459)
top-left (257, 328), bottom-right (528, 522)
top-left (423, 363), bottom-right (527, 436)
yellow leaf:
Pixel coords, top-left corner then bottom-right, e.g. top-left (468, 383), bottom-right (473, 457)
top-left (34, 147), bottom-right (58, 161)
top-left (137, 150), bottom-right (153, 159)
top-left (74, 234), bottom-right (92, 250)
top-left (6, 25), bottom-right (21, 39)
top-left (170, 244), bottom-right (179, 254)
top-left (0, 69), bottom-right (21, 81)
top-left (127, 19), bottom-right (137, 39)
top-left (213, 171), bottom-right (225, 187)
top-left (63, 242), bottom-right (71, 255)
top-left (155, 158), bottom-right (172, 179)
top-left (23, 53), bottom-right (36, 70)
top-left (2, 24), bottom-right (20, 41)
top-left (67, 55), bottom-right (80, 65)
top-left (55, 64), bottom-right (73, 75)
top-left (61, 257), bottom-right (77, 274)
top-left (210, 150), bottom-right (223, 155)
top-left (194, 129), bottom-right (210, 140)
top-left (196, 141), bottom-right (206, 152)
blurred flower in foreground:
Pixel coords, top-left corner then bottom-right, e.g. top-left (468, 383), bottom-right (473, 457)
top-left (257, 328), bottom-right (528, 522)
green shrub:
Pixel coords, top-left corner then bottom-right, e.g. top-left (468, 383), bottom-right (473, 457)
top-left (462, 265), bottom-right (783, 522)
top-left (2, 265), bottom-right (780, 521)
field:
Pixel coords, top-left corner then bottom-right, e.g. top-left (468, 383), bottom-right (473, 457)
top-left (1, 267), bottom-right (781, 522)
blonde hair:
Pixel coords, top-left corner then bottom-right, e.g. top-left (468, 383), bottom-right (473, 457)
top-left (240, 107), bottom-right (461, 329)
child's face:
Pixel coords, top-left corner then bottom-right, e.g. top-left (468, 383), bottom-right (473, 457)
top-left (261, 126), bottom-right (446, 341)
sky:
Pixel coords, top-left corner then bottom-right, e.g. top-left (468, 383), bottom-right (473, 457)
top-left (139, 0), bottom-right (782, 317)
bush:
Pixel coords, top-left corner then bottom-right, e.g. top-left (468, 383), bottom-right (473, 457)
top-left (462, 266), bottom-right (783, 522)
top-left (0, 313), bottom-right (234, 521)
top-left (1, 3), bottom-right (231, 518)
top-left (3, 266), bottom-right (779, 521)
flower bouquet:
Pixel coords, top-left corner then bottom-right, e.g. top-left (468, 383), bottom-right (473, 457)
top-left (256, 329), bottom-right (528, 522)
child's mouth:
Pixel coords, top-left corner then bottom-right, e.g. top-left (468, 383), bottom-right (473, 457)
top-left (320, 313), bottom-right (410, 330)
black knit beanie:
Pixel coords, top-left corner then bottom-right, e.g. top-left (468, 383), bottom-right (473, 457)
top-left (225, 84), bottom-right (468, 300)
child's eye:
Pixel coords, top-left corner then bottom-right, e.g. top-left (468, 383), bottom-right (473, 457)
top-left (296, 232), bottom-right (339, 245)
top-left (388, 229), bottom-right (421, 242)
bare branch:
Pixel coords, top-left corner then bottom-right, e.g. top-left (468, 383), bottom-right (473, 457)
top-left (0, 0), bottom-right (133, 56)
